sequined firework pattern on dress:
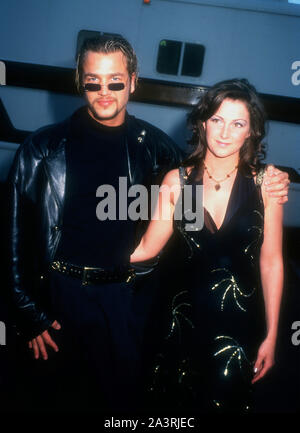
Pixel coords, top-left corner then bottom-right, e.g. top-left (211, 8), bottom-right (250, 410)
top-left (210, 268), bottom-right (256, 312)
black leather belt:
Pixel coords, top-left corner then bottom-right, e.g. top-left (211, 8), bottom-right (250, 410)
top-left (51, 260), bottom-right (136, 286)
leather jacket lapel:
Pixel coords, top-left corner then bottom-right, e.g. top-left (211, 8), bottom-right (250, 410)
top-left (126, 115), bottom-right (153, 186)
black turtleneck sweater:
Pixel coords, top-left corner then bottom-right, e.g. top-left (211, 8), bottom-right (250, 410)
top-left (55, 107), bottom-right (137, 268)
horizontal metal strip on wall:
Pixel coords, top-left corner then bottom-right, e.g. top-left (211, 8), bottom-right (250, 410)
top-left (0, 60), bottom-right (300, 183)
top-left (2, 60), bottom-right (300, 124)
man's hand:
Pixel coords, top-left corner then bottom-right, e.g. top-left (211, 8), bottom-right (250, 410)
top-left (264, 164), bottom-right (290, 204)
top-left (28, 320), bottom-right (61, 360)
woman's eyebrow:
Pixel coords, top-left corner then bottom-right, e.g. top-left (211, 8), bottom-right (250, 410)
top-left (212, 114), bottom-right (248, 122)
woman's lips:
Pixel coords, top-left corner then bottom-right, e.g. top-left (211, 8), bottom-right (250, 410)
top-left (216, 140), bottom-right (231, 147)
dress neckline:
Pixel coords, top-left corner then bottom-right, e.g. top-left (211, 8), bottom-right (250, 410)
top-left (178, 166), bottom-right (258, 236)
top-left (203, 170), bottom-right (240, 233)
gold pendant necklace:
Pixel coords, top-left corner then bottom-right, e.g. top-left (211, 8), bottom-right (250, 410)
top-left (204, 163), bottom-right (238, 191)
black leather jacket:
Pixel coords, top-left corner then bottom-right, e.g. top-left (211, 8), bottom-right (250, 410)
top-left (7, 110), bottom-right (183, 340)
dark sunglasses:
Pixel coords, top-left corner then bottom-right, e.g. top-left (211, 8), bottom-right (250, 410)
top-left (83, 83), bottom-right (125, 92)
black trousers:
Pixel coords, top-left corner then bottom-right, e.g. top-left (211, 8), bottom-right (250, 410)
top-left (37, 271), bottom-right (143, 412)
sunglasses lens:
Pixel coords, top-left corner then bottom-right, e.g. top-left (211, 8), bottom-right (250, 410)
top-left (108, 83), bottom-right (125, 91)
top-left (83, 83), bottom-right (101, 92)
top-left (83, 83), bottom-right (125, 92)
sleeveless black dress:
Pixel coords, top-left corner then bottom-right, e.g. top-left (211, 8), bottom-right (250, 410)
top-left (149, 167), bottom-right (266, 413)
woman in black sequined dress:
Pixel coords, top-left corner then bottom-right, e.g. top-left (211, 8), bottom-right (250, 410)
top-left (131, 79), bottom-right (284, 412)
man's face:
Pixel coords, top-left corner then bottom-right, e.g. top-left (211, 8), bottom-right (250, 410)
top-left (82, 50), bottom-right (136, 127)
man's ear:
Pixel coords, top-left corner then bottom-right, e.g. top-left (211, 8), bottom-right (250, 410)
top-left (130, 74), bottom-right (136, 94)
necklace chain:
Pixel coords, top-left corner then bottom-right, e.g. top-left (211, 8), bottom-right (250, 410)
top-left (204, 163), bottom-right (238, 191)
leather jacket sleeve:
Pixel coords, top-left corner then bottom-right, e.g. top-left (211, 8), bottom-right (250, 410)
top-left (7, 135), bottom-right (53, 341)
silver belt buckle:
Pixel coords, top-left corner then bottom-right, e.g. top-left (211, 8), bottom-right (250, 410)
top-left (82, 266), bottom-right (94, 286)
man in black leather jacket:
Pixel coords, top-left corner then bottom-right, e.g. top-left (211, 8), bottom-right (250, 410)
top-left (7, 35), bottom-right (183, 411)
top-left (7, 35), bottom-right (289, 412)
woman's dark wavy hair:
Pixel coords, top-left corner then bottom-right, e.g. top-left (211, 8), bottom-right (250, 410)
top-left (183, 78), bottom-right (267, 179)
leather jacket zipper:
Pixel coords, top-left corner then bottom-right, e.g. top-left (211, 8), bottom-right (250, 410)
top-left (125, 137), bottom-right (133, 187)
top-left (51, 225), bottom-right (62, 262)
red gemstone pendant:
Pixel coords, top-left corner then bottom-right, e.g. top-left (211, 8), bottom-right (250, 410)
top-left (215, 184), bottom-right (221, 191)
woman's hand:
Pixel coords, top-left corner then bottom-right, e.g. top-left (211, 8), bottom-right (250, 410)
top-left (252, 337), bottom-right (276, 384)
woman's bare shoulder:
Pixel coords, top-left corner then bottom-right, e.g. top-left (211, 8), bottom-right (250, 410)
top-left (163, 166), bottom-right (194, 186)
top-left (162, 168), bottom-right (180, 186)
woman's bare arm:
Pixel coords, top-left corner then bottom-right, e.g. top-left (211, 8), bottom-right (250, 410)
top-left (252, 182), bottom-right (284, 383)
top-left (130, 169), bottom-right (181, 262)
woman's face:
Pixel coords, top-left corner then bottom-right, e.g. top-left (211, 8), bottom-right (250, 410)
top-left (204, 98), bottom-right (251, 160)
